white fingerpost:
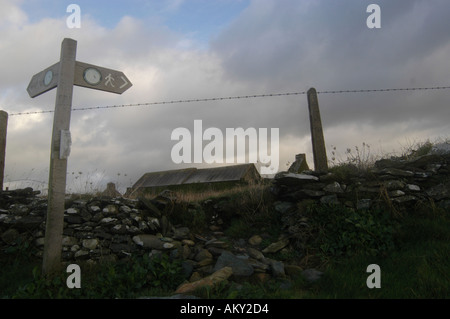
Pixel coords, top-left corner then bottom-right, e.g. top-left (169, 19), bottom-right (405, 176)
top-left (42, 38), bottom-right (77, 276)
top-left (26, 38), bottom-right (132, 276)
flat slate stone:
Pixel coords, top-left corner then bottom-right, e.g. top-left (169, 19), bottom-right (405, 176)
top-left (213, 251), bottom-right (254, 277)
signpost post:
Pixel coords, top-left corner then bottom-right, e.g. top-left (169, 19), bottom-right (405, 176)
top-left (27, 38), bottom-right (132, 276)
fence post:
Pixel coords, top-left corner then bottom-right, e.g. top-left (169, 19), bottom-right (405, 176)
top-left (307, 88), bottom-right (328, 171)
top-left (0, 111), bottom-right (7, 190)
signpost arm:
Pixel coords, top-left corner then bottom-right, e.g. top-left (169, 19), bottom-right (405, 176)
top-left (42, 38), bottom-right (77, 276)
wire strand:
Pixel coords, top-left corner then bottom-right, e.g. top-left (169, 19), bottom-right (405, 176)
top-left (7, 85), bottom-right (450, 117)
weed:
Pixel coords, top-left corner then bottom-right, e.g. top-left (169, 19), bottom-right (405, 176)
top-left (313, 213), bottom-right (450, 298)
top-left (146, 253), bottom-right (185, 290)
top-left (328, 163), bottom-right (360, 182)
top-left (11, 265), bottom-right (83, 299)
top-left (224, 218), bottom-right (249, 238)
top-left (67, 169), bottom-right (106, 195)
top-left (399, 138), bottom-right (433, 160)
top-left (8, 253), bottom-right (185, 299)
top-left (303, 203), bottom-right (398, 259)
top-left (197, 280), bottom-right (291, 299)
top-left (168, 203), bottom-right (208, 233)
top-left (329, 142), bottom-right (377, 173)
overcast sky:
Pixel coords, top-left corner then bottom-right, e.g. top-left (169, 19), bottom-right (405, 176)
top-left (1, 0), bottom-right (449, 194)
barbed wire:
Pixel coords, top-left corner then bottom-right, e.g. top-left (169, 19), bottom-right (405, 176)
top-left (7, 85), bottom-right (450, 117)
top-left (4, 179), bottom-right (48, 185)
top-left (317, 86), bottom-right (450, 94)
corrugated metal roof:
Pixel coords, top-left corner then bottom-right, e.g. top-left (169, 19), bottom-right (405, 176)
top-left (133, 164), bottom-right (259, 189)
top-left (132, 168), bottom-right (196, 188)
top-left (184, 164), bottom-right (254, 184)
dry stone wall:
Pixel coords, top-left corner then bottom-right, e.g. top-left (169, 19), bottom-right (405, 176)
top-left (0, 189), bottom-right (304, 284)
top-left (273, 152), bottom-right (450, 248)
top-left (0, 151), bottom-right (449, 287)
top-left (273, 152), bottom-right (450, 210)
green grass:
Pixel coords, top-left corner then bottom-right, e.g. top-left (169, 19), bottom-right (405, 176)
top-left (294, 213), bottom-right (450, 299)
top-left (0, 254), bottom-right (40, 298)
top-left (2, 253), bottom-right (185, 299)
top-left (212, 211), bottom-right (450, 299)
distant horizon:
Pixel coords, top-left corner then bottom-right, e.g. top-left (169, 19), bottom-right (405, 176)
top-left (4, 136), bottom-right (449, 196)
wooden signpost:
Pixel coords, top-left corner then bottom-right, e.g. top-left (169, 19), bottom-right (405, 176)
top-left (27, 38), bottom-right (132, 276)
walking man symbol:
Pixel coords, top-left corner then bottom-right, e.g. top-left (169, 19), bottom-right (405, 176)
top-left (105, 73), bottom-right (115, 87)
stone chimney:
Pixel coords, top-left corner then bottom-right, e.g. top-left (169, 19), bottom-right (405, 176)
top-left (288, 153), bottom-right (310, 173)
top-left (102, 182), bottom-right (122, 197)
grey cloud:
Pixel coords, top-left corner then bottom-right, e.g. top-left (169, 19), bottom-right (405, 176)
top-left (212, 0), bottom-right (450, 87)
top-left (211, 0), bottom-right (450, 128)
top-left (2, 0), bottom-right (450, 193)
